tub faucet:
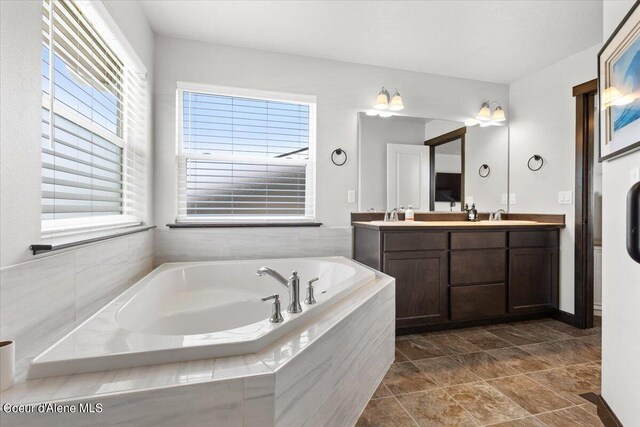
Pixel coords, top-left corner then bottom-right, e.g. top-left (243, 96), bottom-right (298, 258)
top-left (256, 267), bottom-right (303, 314)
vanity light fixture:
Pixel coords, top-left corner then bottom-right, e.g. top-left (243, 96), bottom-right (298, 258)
top-left (389, 90), bottom-right (404, 111)
top-left (374, 87), bottom-right (390, 110)
top-left (476, 100), bottom-right (506, 123)
top-left (602, 86), bottom-right (635, 109)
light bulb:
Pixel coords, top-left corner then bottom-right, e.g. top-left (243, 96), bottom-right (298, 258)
top-left (492, 106), bottom-right (506, 122)
top-left (374, 88), bottom-right (389, 110)
top-left (389, 91), bottom-right (404, 111)
top-left (476, 102), bottom-right (491, 121)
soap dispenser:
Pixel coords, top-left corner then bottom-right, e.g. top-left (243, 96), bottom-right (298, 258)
top-left (405, 205), bottom-right (415, 221)
top-left (468, 204), bottom-right (478, 222)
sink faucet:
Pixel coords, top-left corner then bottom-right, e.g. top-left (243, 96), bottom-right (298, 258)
top-left (384, 208), bottom-right (399, 222)
top-left (489, 209), bottom-right (506, 221)
top-left (256, 267), bottom-right (303, 313)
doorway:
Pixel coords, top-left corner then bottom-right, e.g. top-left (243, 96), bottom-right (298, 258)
top-left (425, 127), bottom-right (466, 211)
top-left (573, 79), bottom-right (600, 329)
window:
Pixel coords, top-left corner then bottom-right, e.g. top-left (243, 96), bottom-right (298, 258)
top-left (41, 0), bottom-right (147, 237)
top-left (176, 83), bottom-right (316, 223)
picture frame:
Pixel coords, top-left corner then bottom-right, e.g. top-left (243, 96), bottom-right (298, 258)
top-left (598, 0), bottom-right (640, 162)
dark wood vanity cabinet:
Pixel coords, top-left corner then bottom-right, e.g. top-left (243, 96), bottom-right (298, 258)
top-left (353, 224), bottom-right (561, 332)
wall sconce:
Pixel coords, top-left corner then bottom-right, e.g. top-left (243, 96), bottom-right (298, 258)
top-left (373, 87), bottom-right (404, 113)
top-left (475, 101), bottom-right (506, 125)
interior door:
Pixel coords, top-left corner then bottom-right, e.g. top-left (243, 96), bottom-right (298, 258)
top-left (386, 144), bottom-right (430, 210)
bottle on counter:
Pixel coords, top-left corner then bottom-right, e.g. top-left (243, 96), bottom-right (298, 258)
top-left (468, 203), bottom-right (478, 222)
top-left (405, 205), bottom-right (415, 221)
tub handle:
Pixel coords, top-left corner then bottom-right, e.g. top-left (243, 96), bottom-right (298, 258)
top-left (261, 294), bottom-right (284, 323)
top-left (305, 277), bottom-right (319, 305)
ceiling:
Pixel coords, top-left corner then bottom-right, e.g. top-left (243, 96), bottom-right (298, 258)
top-left (138, 0), bottom-right (603, 84)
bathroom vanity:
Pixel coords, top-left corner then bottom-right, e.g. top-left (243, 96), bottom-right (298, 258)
top-left (352, 213), bottom-right (565, 333)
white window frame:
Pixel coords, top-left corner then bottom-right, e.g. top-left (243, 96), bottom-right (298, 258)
top-left (175, 82), bottom-right (317, 224)
top-left (40, 0), bottom-right (147, 238)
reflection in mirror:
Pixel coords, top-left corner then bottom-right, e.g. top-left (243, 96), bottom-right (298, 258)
top-left (357, 113), bottom-right (509, 214)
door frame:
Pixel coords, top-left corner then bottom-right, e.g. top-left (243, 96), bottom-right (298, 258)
top-left (573, 79), bottom-right (597, 329)
top-left (425, 127), bottom-right (466, 211)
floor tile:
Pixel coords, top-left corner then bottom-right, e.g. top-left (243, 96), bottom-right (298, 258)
top-left (542, 320), bottom-right (601, 338)
top-left (579, 402), bottom-right (599, 416)
top-left (397, 388), bottom-right (479, 426)
top-left (372, 382), bottom-right (392, 399)
top-left (356, 397), bottom-right (418, 427)
top-left (488, 417), bottom-right (547, 427)
top-left (488, 327), bottom-right (544, 346)
top-left (519, 341), bottom-right (592, 367)
top-left (486, 375), bottom-right (573, 414)
top-left (395, 347), bottom-right (408, 363)
top-left (535, 406), bottom-right (604, 427)
top-left (456, 330), bottom-right (513, 350)
top-left (446, 382), bottom-right (530, 425)
top-left (526, 367), bottom-right (599, 404)
top-left (513, 323), bottom-right (574, 342)
top-left (422, 333), bottom-right (483, 355)
top-left (485, 346), bottom-right (554, 373)
top-left (412, 356), bottom-right (481, 387)
top-left (395, 338), bottom-right (446, 361)
top-left (452, 352), bottom-right (520, 380)
top-left (382, 362), bottom-right (438, 395)
top-left (580, 334), bottom-right (601, 348)
top-left (553, 339), bottom-right (601, 362)
top-left (565, 362), bottom-right (601, 386)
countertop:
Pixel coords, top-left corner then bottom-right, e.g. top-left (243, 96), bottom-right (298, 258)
top-left (352, 220), bottom-right (566, 231)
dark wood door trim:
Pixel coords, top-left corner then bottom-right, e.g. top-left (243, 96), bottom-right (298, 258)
top-left (427, 128), bottom-right (466, 212)
top-left (573, 79), bottom-right (597, 329)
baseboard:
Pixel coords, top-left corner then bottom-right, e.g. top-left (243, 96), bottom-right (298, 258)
top-left (597, 395), bottom-right (623, 427)
top-left (552, 310), bottom-right (576, 326)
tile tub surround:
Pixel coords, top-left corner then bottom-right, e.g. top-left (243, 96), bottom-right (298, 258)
top-left (0, 270), bottom-right (395, 427)
top-left (0, 230), bottom-right (154, 381)
top-left (357, 317), bottom-right (603, 427)
top-left (153, 226), bottom-right (352, 266)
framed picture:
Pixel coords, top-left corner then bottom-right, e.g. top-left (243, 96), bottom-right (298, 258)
top-left (598, 0), bottom-right (640, 162)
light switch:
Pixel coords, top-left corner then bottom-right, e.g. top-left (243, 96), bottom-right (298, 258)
top-left (347, 190), bottom-right (356, 204)
top-left (558, 191), bottom-right (573, 204)
top-left (631, 166), bottom-right (640, 185)
top-left (509, 193), bottom-right (517, 205)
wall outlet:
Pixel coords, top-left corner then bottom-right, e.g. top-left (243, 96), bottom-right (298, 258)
top-left (509, 193), bottom-right (517, 205)
top-left (631, 166), bottom-right (640, 185)
top-left (502, 194), bottom-right (508, 205)
top-left (347, 190), bottom-right (356, 204)
top-left (558, 191), bottom-right (573, 204)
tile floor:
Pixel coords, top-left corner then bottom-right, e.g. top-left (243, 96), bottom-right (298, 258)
top-left (356, 317), bottom-right (602, 427)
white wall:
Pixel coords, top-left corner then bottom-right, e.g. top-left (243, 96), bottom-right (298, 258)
top-left (508, 44), bottom-right (601, 314)
top-left (153, 35), bottom-right (509, 229)
top-left (465, 126), bottom-right (509, 212)
top-left (0, 0), bottom-right (155, 268)
top-left (358, 115), bottom-right (426, 211)
top-left (600, 1), bottom-right (640, 424)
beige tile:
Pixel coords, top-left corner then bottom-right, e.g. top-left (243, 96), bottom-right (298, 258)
top-left (519, 341), bottom-right (593, 367)
top-left (412, 356), bottom-right (481, 387)
top-left (489, 417), bottom-right (547, 427)
top-left (397, 388), bottom-right (479, 427)
top-left (421, 333), bottom-right (483, 355)
top-left (356, 397), bottom-right (418, 427)
top-left (446, 382), bottom-right (530, 425)
top-left (372, 382), bottom-right (392, 399)
top-left (452, 352), bottom-right (520, 380)
top-left (565, 362), bottom-right (601, 386)
top-left (489, 327), bottom-right (543, 346)
top-left (535, 406), bottom-right (604, 427)
top-left (456, 330), bottom-right (513, 350)
top-left (527, 367), bottom-right (600, 404)
top-left (579, 402), bottom-right (599, 416)
top-left (382, 362), bottom-right (438, 395)
top-left (486, 375), bottom-right (573, 414)
top-left (485, 346), bottom-right (554, 373)
top-left (395, 338), bottom-right (446, 361)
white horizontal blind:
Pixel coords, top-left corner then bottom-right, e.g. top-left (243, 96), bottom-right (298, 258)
top-left (41, 0), bottom-right (147, 235)
top-left (177, 88), bottom-right (315, 222)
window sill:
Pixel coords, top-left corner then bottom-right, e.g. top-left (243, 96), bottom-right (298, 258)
top-left (167, 222), bottom-right (323, 228)
top-left (30, 225), bottom-right (156, 255)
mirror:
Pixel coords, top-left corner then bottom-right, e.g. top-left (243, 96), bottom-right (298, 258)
top-left (357, 113), bottom-right (509, 213)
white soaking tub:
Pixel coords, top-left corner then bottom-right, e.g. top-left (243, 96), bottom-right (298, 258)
top-left (28, 256), bottom-right (375, 379)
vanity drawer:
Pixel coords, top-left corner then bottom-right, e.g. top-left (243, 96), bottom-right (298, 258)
top-left (509, 231), bottom-right (558, 248)
top-left (451, 231), bottom-right (506, 249)
top-left (450, 283), bottom-right (506, 321)
top-left (450, 249), bottom-right (505, 284)
top-left (383, 232), bottom-right (448, 252)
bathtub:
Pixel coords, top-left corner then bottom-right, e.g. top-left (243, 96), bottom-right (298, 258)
top-left (28, 257), bottom-right (376, 379)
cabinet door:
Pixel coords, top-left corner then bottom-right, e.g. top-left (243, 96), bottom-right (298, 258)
top-left (508, 248), bottom-right (559, 314)
top-left (383, 250), bottom-right (448, 326)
